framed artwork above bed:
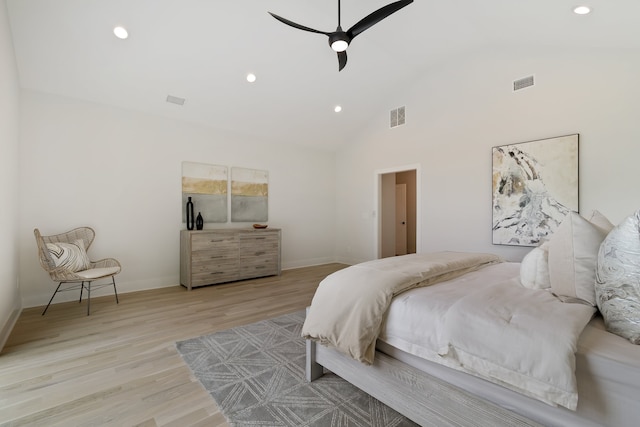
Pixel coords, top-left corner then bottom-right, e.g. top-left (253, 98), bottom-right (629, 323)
top-left (492, 134), bottom-right (579, 246)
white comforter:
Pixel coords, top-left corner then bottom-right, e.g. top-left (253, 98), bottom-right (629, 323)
top-left (380, 262), bottom-right (596, 410)
top-left (302, 252), bottom-right (502, 364)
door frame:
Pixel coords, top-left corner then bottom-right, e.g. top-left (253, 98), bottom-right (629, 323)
top-left (374, 164), bottom-right (421, 259)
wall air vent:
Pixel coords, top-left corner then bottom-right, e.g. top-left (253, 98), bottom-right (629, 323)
top-left (513, 75), bottom-right (534, 92)
top-left (390, 106), bottom-right (406, 128)
top-left (166, 95), bottom-right (186, 106)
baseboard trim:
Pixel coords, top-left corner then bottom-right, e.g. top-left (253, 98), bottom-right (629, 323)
top-left (282, 257), bottom-right (338, 270)
top-left (21, 278), bottom-right (179, 309)
top-left (0, 305), bottom-right (22, 352)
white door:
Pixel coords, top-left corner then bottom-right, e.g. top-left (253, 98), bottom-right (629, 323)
top-left (395, 184), bottom-right (407, 256)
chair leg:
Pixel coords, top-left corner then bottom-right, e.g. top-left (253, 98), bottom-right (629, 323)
top-left (112, 276), bottom-right (119, 304)
top-left (42, 283), bottom-right (63, 315)
top-left (79, 281), bottom-right (84, 303)
top-left (87, 281), bottom-right (91, 316)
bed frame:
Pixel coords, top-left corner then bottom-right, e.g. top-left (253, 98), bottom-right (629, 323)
top-left (306, 340), bottom-right (603, 427)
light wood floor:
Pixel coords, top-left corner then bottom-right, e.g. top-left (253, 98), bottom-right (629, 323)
top-left (0, 263), bottom-right (346, 427)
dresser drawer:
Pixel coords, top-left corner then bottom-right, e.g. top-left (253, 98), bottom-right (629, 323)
top-left (191, 249), bottom-right (238, 264)
top-left (192, 270), bottom-right (239, 287)
top-left (239, 262), bottom-right (278, 280)
top-left (240, 247), bottom-right (278, 265)
top-left (191, 233), bottom-right (238, 252)
top-left (239, 232), bottom-right (278, 243)
top-left (191, 256), bottom-right (238, 272)
top-left (240, 243), bottom-right (279, 257)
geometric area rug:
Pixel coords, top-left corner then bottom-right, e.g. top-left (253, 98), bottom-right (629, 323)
top-left (176, 310), bottom-right (543, 427)
top-left (176, 310), bottom-right (416, 426)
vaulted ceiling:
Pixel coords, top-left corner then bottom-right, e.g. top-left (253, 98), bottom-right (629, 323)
top-left (7, 0), bottom-right (640, 151)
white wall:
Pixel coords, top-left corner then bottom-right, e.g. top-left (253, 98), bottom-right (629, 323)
top-left (18, 90), bottom-right (336, 307)
top-left (335, 46), bottom-right (640, 265)
top-left (0, 0), bottom-right (21, 348)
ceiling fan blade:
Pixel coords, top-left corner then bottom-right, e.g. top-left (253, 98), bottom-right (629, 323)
top-left (268, 12), bottom-right (330, 35)
top-left (347, 0), bottom-right (413, 39)
top-left (337, 51), bottom-right (347, 71)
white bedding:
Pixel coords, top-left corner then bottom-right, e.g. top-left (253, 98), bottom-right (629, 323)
top-left (302, 251), bottom-right (501, 364)
top-left (379, 262), bottom-right (596, 410)
top-left (374, 310), bottom-right (640, 427)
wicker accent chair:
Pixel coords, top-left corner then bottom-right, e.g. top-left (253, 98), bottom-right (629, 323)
top-left (34, 227), bottom-right (121, 316)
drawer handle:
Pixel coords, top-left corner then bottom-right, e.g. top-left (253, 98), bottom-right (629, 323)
top-left (210, 272), bottom-right (223, 275)
top-left (255, 251), bottom-right (266, 256)
top-left (255, 266), bottom-right (265, 269)
top-left (210, 255), bottom-right (223, 259)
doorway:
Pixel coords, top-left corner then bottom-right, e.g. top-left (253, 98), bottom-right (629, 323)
top-left (376, 166), bottom-right (419, 259)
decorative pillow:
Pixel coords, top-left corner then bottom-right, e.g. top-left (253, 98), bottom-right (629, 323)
top-left (587, 209), bottom-right (615, 235)
top-left (520, 241), bottom-right (551, 290)
top-left (46, 239), bottom-right (91, 272)
top-left (595, 210), bottom-right (640, 344)
top-left (547, 211), bottom-right (610, 306)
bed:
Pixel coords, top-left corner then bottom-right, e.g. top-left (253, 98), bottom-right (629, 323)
top-left (302, 211), bottom-right (640, 427)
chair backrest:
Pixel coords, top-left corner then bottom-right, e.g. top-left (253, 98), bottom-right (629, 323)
top-left (34, 227), bottom-right (96, 274)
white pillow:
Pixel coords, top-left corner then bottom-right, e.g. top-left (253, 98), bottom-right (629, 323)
top-left (586, 209), bottom-right (615, 235)
top-left (547, 211), bottom-right (609, 306)
top-left (520, 241), bottom-right (551, 290)
top-left (46, 239), bottom-right (91, 272)
top-left (595, 210), bottom-right (640, 344)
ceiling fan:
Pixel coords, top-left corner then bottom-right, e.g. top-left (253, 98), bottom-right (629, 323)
top-left (268, 0), bottom-right (413, 71)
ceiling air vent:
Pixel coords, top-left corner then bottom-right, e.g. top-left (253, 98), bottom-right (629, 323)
top-left (513, 75), bottom-right (534, 92)
top-left (390, 106), bottom-right (406, 128)
top-left (166, 95), bottom-right (186, 106)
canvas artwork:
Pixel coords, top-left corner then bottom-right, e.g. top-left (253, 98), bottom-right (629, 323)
top-left (231, 167), bottom-right (268, 222)
top-left (182, 162), bottom-right (228, 223)
top-left (492, 134), bottom-right (579, 246)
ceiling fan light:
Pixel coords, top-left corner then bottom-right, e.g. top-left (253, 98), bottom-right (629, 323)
top-left (329, 30), bottom-right (350, 52)
top-left (331, 40), bottom-right (349, 52)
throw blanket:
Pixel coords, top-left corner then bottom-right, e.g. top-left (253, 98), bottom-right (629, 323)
top-left (302, 251), bottom-right (501, 364)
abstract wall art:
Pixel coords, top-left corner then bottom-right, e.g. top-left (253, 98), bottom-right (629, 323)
top-left (182, 162), bottom-right (228, 224)
top-left (492, 134), bottom-right (579, 246)
top-left (231, 167), bottom-right (268, 222)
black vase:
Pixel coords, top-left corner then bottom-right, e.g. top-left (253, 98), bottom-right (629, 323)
top-left (196, 212), bottom-right (204, 230)
top-left (186, 197), bottom-right (194, 230)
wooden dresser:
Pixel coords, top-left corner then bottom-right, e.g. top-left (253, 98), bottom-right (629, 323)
top-left (180, 228), bottom-right (281, 290)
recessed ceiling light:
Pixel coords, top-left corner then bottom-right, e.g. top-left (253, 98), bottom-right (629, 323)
top-left (334, 105), bottom-right (342, 113)
top-left (573, 6), bottom-right (591, 15)
top-left (113, 26), bottom-right (129, 39)
top-left (246, 73), bottom-right (257, 83)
